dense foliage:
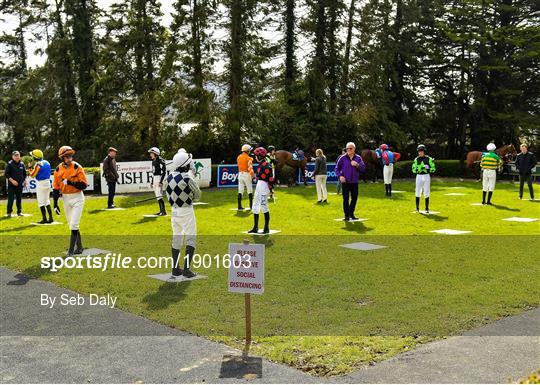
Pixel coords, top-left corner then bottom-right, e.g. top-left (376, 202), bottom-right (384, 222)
top-left (1, 0), bottom-right (538, 165)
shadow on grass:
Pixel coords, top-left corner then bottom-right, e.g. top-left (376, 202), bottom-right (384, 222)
top-left (419, 213), bottom-right (448, 222)
top-left (492, 204), bottom-right (520, 212)
top-left (22, 263), bottom-right (55, 280)
top-left (142, 280), bottom-right (191, 310)
top-left (342, 221), bottom-right (373, 234)
top-left (234, 210), bottom-right (252, 217)
top-left (1, 224), bottom-right (36, 233)
top-left (133, 216), bottom-right (160, 225)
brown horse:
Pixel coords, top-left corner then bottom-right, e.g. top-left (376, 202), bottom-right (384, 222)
top-left (360, 149), bottom-right (382, 182)
top-left (465, 144), bottom-right (517, 179)
top-left (274, 150), bottom-right (312, 186)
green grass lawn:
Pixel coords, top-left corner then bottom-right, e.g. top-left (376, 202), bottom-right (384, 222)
top-left (1, 179), bottom-right (539, 376)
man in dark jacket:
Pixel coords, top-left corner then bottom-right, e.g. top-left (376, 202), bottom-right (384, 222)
top-left (102, 147), bottom-right (119, 208)
top-left (515, 144), bottom-right (537, 200)
top-left (4, 151), bottom-right (27, 217)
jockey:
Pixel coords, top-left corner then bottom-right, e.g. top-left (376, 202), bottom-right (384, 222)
top-left (248, 147), bottom-right (274, 234)
top-left (29, 149), bottom-right (53, 223)
top-left (52, 146), bottom-right (88, 257)
top-left (237, 144), bottom-right (255, 210)
top-left (375, 144), bottom-right (401, 197)
top-left (148, 147), bottom-right (167, 216)
top-left (412, 144), bottom-right (436, 213)
top-left (480, 143), bottom-right (501, 205)
top-left (166, 149), bottom-right (201, 279)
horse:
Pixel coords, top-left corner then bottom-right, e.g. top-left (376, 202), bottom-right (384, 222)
top-left (360, 149), bottom-right (382, 183)
top-left (274, 149), bottom-right (313, 186)
top-left (465, 144), bottom-right (516, 180)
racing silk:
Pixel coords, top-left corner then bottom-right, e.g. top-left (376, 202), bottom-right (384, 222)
top-left (265, 154), bottom-right (277, 169)
top-left (165, 170), bottom-right (201, 209)
top-left (152, 156), bottom-right (167, 184)
top-left (412, 156), bottom-right (436, 174)
top-left (29, 160), bottom-right (51, 181)
top-left (480, 151), bottom-right (501, 170)
top-left (53, 161), bottom-right (88, 194)
top-left (255, 160), bottom-right (274, 188)
top-left (237, 152), bottom-right (255, 176)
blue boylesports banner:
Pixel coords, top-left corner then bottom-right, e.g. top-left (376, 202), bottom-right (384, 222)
top-left (296, 162), bottom-right (338, 184)
top-left (217, 163), bottom-right (338, 187)
top-left (217, 164), bottom-right (257, 188)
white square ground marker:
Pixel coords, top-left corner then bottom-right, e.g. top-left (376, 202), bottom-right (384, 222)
top-left (444, 193), bottom-right (466, 196)
top-left (5, 213), bottom-right (32, 217)
top-left (470, 203), bottom-right (484, 206)
top-left (447, 186), bottom-right (465, 189)
top-left (241, 229), bottom-right (281, 235)
top-left (340, 242), bottom-right (387, 251)
top-left (334, 218), bottom-right (368, 222)
top-left (142, 214), bottom-right (168, 218)
top-left (430, 229), bottom-right (472, 235)
top-left (30, 221), bottom-right (63, 226)
top-left (148, 273), bottom-right (207, 283)
top-left (193, 202), bottom-right (209, 205)
top-left (502, 217), bottom-right (538, 223)
top-left (64, 248), bottom-right (112, 256)
top-left (412, 211), bottom-right (440, 215)
top-left (392, 190), bottom-right (406, 193)
top-left (229, 208), bottom-right (251, 211)
top-left (100, 207), bottom-right (126, 211)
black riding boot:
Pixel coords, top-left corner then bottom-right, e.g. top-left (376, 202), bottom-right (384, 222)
top-left (171, 247), bottom-right (183, 276)
top-left (384, 184), bottom-right (388, 196)
top-left (67, 230), bottom-right (78, 257)
top-left (415, 197), bottom-right (420, 211)
top-left (388, 184), bottom-right (392, 197)
top-left (425, 197), bottom-right (430, 213)
top-left (248, 214), bottom-right (259, 233)
top-left (183, 245), bottom-right (196, 278)
top-left (39, 206), bottom-right (48, 224)
top-left (238, 193), bottom-right (244, 210)
top-left (248, 193), bottom-right (253, 210)
top-left (263, 212), bottom-right (270, 234)
top-left (74, 230), bottom-right (84, 254)
top-left (482, 191), bottom-right (487, 204)
top-left (487, 191), bottom-right (493, 205)
top-left (46, 205), bottom-right (53, 223)
top-left (156, 199), bottom-right (166, 215)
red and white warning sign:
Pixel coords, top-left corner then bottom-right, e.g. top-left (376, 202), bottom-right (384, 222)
top-left (228, 243), bottom-right (265, 294)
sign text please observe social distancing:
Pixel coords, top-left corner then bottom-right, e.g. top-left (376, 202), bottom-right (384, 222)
top-left (228, 243), bottom-right (265, 295)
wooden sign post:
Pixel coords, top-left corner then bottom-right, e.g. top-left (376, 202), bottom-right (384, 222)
top-left (228, 239), bottom-right (265, 354)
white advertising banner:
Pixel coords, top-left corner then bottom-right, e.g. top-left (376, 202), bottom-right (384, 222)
top-left (100, 158), bottom-right (212, 194)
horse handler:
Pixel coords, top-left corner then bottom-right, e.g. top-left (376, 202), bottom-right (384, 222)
top-left (248, 147), bottom-right (274, 234)
top-left (166, 149), bottom-right (201, 279)
top-left (480, 143), bottom-right (501, 205)
top-left (515, 143), bottom-right (536, 200)
top-left (237, 144), bottom-right (254, 210)
top-left (52, 146), bottom-right (88, 257)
